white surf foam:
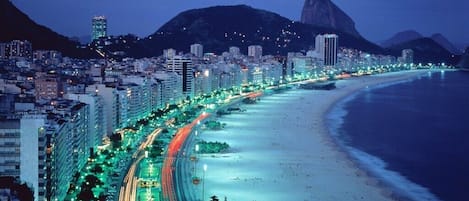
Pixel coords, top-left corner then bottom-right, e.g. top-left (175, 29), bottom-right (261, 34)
top-left (326, 77), bottom-right (443, 201)
top-left (348, 148), bottom-right (441, 201)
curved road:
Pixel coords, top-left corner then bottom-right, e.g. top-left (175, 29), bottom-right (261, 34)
top-left (119, 128), bottom-right (162, 201)
top-left (161, 113), bottom-right (210, 201)
top-left (163, 92), bottom-right (264, 201)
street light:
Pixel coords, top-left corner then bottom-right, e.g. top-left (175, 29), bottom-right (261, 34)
top-left (149, 163), bottom-right (153, 177)
top-left (202, 164), bottom-right (207, 201)
top-left (194, 144), bottom-right (199, 176)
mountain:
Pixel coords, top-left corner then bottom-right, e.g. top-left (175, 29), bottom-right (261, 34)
top-left (137, 5), bottom-right (382, 58)
top-left (386, 37), bottom-right (459, 64)
top-left (382, 31), bottom-right (462, 57)
top-left (0, 0), bottom-right (95, 58)
top-left (430, 33), bottom-right (461, 55)
top-left (70, 35), bottom-right (92, 45)
top-left (455, 43), bottom-right (469, 53)
top-left (457, 47), bottom-right (469, 69)
top-left (300, 0), bottom-right (360, 37)
top-left (381, 30), bottom-right (423, 48)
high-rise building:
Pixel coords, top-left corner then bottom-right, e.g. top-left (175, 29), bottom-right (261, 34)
top-left (86, 84), bottom-right (117, 136)
top-left (117, 75), bottom-right (153, 127)
top-left (190, 44), bottom-right (204, 58)
top-left (0, 43), bottom-right (8, 59)
top-left (47, 100), bottom-right (89, 200)
top-left (92, 16), bottom-right (107, 41)
top-left (34, 73), bottom-right (62, 101)
top-left (1, 105), bottom-right (91, 201)
top-left (33, 50), bottom-right (62, 64)
top-left (229, 46), bottom-right (240, 56)
top-left (0, 115), bottom-right (47, 201)
top-left (248, 45), bottom-right (263, 59)
top-left (8, 40), bottom-right (32, 59)
top-left (0, 119), bottom-right (22, 179)
top-left (262, 63), bottom-right (283, 84)
top-left (153, 72), bottom-right (183, 107)
top-left (194, 68), bottom-right (212, 96)
top-left (402, 49), bottom-right (414, 64)
top-left (46, 117), bottom-right (74, 201)
top-left (19, 115), bottom-right (47, 201)
top-left (64, 93), bottom-right (106, 153)
top-left (166, 56), bottom-right (194, 98)
top-left (315, 34), bottom-right (338, 67)
top-left (292, 56), bottom-right (313, 75)
top-left (163, 48), bottom-right (177, 59)
top-left (251, 66), bottom-right (263, 84)
top-left (50, 100), bottom-right (89, 175)
top-left (149, 81), bottom-right (160, 112)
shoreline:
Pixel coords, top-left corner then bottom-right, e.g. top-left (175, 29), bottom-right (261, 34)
top-left (322, 70), bottom-right (433, 201)
top-left (325, 70), bottom-right (452, 201)
top-left (192, 70), bottom-right (435, 201)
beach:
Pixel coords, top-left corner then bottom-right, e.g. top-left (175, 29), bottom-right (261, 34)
top-left (188, 71), bottom-right (428, 201)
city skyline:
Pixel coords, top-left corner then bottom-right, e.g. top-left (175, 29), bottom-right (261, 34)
top-left (0, 25), bottom-right (458, 201)
top-left (10, 0), bottom-right (468, 45)
top-left (1, 1), bottom-right (467, 201)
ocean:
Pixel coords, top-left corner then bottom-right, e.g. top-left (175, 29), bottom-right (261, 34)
top-left (328, 71), bottom-right (469, 201)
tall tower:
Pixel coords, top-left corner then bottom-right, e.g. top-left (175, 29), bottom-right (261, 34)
top-left (92, 16), bottom-right (107, 41)
top-left (315, 34), bottom-right (338, 67)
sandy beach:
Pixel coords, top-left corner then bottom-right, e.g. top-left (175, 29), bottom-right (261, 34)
top-left (187, 70), bottom-right (428, 201)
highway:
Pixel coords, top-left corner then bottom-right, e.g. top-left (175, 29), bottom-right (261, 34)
top-left (119, 128), bottom-right (163, 201)
top-left (161, 112), bottom-right (210, 201)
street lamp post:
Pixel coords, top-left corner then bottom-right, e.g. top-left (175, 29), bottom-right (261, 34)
top-left (194, 144), bottom-right (199, 176)
top-left (149, 162), bottom-right (153, 177)
top-left (202, 164), bottom-right (207, 201)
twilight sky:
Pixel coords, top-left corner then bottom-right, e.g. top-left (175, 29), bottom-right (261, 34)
top-left (10, 0), bottom-right (468, 45)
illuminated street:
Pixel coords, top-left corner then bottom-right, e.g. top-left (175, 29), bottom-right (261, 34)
top-left (119, 128), bottom-right (163, 201)
top-left (1, 0), bottom-right (463, 200)
top-left (161, 113), bottom-right (210, 201)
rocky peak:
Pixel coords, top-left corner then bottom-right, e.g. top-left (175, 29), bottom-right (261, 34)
top-left (300, 0), bottom-right (360, 37)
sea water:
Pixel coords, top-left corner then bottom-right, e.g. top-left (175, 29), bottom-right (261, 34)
top-left (329, 71), bottom-right (469, 201)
